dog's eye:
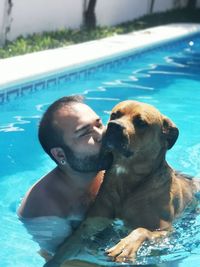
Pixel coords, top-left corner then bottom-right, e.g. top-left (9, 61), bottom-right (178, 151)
top-left (110, 113), bottom-right (117, 120)
top-left (110, 111), bottom-right (122, 120)
top-left (133, 116), bottom-right (148, 129)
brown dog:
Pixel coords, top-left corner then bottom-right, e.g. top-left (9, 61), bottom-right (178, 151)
top-left (45, 100), bottom-right (200, 267)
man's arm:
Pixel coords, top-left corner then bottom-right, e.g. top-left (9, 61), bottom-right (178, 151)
top-left (44, 173), bottom-right (116, 266)
top-left (44, 217), bottom-right (112, 267)
top-left (19, 215), bottom-right (75, 259)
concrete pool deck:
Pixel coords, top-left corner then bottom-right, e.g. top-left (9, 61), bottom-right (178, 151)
top-left (0, 23), bottom-right (200, 91)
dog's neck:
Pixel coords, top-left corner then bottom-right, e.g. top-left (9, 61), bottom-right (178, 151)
top-left (110, 147), bottom-right (172, 190)
top-left (109, 159), bottom-right (173, 201)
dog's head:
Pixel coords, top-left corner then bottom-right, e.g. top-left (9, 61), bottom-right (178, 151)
top-left (100, 100), bottom-right (179, 173)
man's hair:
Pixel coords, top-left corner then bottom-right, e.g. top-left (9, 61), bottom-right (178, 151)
top-left (38, 95), bottom-right (84, 162)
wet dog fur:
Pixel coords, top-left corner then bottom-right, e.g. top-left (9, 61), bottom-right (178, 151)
top-left (45, 100), bottom-right (200, 267)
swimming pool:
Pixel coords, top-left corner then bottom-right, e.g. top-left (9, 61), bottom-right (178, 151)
top-left (1, 31), bottom-right (200, 267)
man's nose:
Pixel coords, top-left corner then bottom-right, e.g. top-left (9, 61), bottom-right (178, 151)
top-left (93, 126), bottom-right (104, 143)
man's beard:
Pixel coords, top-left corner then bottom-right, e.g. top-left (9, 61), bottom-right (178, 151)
top-left (62, 144), bottom-right (100, 173)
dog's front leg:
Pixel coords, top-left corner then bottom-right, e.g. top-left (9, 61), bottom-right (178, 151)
top-left (44, 217), bottom-right (112, 267)
top-left (106, 227), bottom-right (168, 263)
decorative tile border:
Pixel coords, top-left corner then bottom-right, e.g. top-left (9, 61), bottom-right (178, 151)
top-left (0, 92), bottom-right (6, 103)
top-left (34, 81), bottom-right (46, 91)
top-left (0, 31), bottom-right (199, 105)
top-left (21, 84), bottom-right (33, 95)
top-left (46, 78), bottom-right (57, 88)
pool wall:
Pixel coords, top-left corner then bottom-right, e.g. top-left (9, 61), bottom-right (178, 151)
top-left (0, 23), bottom-right (200, 104)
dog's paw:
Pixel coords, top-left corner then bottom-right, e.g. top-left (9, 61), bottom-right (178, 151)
top-left (106, 228), bottom-right (168, 263)
top-left (106, 236), bottom-right (138, 262)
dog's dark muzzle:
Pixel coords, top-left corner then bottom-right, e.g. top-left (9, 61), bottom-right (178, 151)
top-left (102, 121), bottom-right (133, 158)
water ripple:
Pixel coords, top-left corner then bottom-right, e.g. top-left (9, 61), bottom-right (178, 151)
top-left (0, 115), bottom-right (39, 132)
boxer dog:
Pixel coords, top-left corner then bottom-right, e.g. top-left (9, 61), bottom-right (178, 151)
top-left (45, 100), bottom-right (200, 267)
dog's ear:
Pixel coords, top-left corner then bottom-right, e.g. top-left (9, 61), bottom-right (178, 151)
top-left (162, 116), bottom-right (179, 150)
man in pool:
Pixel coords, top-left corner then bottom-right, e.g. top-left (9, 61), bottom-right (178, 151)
top-left (18, 95), bottom-right (108, 261)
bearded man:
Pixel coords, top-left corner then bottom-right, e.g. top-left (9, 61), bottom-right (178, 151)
top-left (18, 95), bottom-right (107, 261)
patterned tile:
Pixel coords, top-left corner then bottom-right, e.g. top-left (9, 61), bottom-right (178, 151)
top-left (34, 81), bottom-right (46, 91)
top-left (6, 88), bottom-right (20, 101)
top-left (0, 92), bottom-right (5, 104)
top-left (47, 78), bottom-right (57, 88)
top-left (21, 85), bottom-right (33, 96)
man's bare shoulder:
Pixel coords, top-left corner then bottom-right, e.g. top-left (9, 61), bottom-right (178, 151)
top-left (18, 168), bottom-right (61, 218)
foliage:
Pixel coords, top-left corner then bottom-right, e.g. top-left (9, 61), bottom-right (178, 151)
top-left (0, 8), bottom-right (200, 59)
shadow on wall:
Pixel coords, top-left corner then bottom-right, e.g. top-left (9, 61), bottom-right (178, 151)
top-left (0, 0), bottom-right (13, 46)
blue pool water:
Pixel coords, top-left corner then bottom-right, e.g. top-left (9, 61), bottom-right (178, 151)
top-left (1, 32), bottom-right (200, 267)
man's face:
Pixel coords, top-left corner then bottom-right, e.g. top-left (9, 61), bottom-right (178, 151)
top-left (54, 102), bottom-right (105, 172)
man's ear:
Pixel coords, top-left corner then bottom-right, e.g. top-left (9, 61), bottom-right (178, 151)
top-left (50, 147), bottom-right (66, 164)
top-left (162, 116), bottom-right (179, 150)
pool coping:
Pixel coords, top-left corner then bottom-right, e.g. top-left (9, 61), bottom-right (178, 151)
top-left (0, 23), bottom-right (200, 91)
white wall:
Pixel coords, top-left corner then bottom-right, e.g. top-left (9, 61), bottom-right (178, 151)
top-left (96, 0), bottom-right (149, 26)
top-left (151, 0), bottom-right (200, 11)
top-left (7, 0), bottom-right (83, 40)
top-left (0, 0), bottom-right (199, 43)
top-left (0, 0), bottom-right (8, 45)
top-left (0, 0), bottom-right (6, 33)
top-left (0, 0), bottom-right (5, 45)
top-left (95, 0), bottom-right (199, 27)
top-left (152, 0), bottom-right (174, 12)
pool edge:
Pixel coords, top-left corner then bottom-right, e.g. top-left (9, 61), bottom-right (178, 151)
top-left (0, 23), bottom-right (200, 91)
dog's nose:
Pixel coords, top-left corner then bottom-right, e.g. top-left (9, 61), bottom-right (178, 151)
top-left (102, 120), bottom-right (133, 157)
top-left (104, 121), bottom-right (125, 148)
top-left (108, 121), bottom-right (125, 132)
